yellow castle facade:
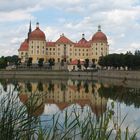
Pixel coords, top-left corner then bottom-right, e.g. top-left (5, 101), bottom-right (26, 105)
top-left (18, 22), bottom-right (109, 64)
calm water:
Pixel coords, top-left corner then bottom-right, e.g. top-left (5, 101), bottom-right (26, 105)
top-left (0, 78), bottom-right (140, 139)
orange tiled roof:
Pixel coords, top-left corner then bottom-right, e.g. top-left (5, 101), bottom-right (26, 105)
top-left (46, 42), bottom-right (55, 47)
top-left (56, 34), bottom-right (73, 44)
top-left (18, 39), bottom-right (29, 51)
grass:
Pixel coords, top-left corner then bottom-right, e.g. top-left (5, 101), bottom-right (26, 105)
top-left (0, 85), bottom-right (139, 140)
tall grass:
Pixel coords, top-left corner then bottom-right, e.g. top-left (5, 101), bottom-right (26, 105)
top-left (0, 85), bottom-right (139, 140)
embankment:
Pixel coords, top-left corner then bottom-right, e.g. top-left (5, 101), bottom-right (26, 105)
top-left (0, 70), bottom-right (140, 80)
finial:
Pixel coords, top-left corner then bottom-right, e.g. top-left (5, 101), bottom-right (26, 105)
top-left (82, 33), bottom-right (85, 39)
top-left (98, 25), bottom-right (101, 31)
top-left (36, 22), bottom-right (39, 28)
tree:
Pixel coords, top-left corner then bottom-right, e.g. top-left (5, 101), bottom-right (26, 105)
top-left (26, 82), bottom-right (32, 92)
top-left (48, 58), bottom-right (55, 69)
top-left (84, 58), bottom-right (89, 69)
top-left (37, 82), bottom-right (43, 92)
top-left (38, 58), bottom-right (44, 68)
top-left (0, 56), bottom-right (7, 69)
top-left (27, 57), bottom-right (32, 67)
top-left (77, 59), bottom-right (81, 70)
top-left (91, 59), bottom-right (96, 68)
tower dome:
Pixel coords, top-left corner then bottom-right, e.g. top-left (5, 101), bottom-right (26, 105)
top-left (92, 25), bottom-right (107, 43)
top-left (29, 22), bottom-right (46, 40)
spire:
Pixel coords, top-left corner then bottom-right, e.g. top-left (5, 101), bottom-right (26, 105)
top-left (28, 21), bottom-right (32, 40)
top-left (29, 20), bottom-right (32, 33)
top-left (98, 25), bottom-right (101, 32)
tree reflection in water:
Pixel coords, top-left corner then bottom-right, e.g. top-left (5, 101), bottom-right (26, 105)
top-left (0, 78), bottom-right (140, 139)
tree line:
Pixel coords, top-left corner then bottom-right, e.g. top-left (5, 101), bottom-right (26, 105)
top-left (0, 55), bottom-right (20, 69)
top-left (98, 50), bottom-right (140, 70)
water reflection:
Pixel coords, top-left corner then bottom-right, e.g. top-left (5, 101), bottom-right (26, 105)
top-left (17, 80), bottom-right (108, 117)
top-left (0, 78), bottom-right (140, 138)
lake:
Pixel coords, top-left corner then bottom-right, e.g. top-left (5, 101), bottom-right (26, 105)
top-left (0, 78), bottom-right (140, 139)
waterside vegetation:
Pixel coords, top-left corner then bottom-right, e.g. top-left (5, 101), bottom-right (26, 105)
top-left (0, 80), bottom-right (139, 140)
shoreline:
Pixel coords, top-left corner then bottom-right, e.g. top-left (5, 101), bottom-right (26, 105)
top-left (0, 69), bottom-right (140, 81)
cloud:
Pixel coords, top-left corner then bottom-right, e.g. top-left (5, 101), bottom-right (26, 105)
top-left (0, 0), bottom-right (140, 56)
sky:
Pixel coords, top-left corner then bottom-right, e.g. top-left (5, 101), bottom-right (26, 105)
top-left (0, 0), bottom-right (140, 56)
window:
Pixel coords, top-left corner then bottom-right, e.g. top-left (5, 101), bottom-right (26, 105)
top-left (46, 48), bottom-right (48, 50)
top-left (101, 48), bottom-right (103, 50)
top-left (75, 53), bottom-right (77, 56)
top-left (58, 48), bottom-right (60, 51)
top-left (86, 53), bottom-right (88, 56)
top-left (53, 52), bottom-right (55, 55)
top-left (21, 52), bottom-right (23, 55)
top-left (75, 49), bottom-right (77, 51)
top-left (96, 48), bottom-right (97, 50)
top-left (37, 50), bottom-right (39, 54)
top-left (53, 48), bottom-right (55, 51)
top-left (83, 53), bottom-right (84, 56)
top-left (79, 49), bottom-right (81, 51)
top-left (37, 46), bottom-right (39, 49)
top-left (32, 46), bottom-right (33, 48)
top-left (86, 49), bottom-right (88, 52)
top-left (96, 52), bottom-right (98, 55)
top-left (43, 46), bottom-right (44, 49)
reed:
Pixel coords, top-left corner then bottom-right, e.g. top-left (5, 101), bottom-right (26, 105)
top-left (0, 87), bottom-right (139, 140)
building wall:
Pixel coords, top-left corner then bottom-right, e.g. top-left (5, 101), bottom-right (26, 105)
top-left (28, 40), bottom-right (46, 63)
top-left (19, 51), bottom-right (28, 63)
top-left (91, 42), bottom-right (109, 62)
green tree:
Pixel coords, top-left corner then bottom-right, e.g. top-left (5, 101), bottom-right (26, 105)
top-left (91, 59), bottom-right (96, 68)
top-left (37, 82), bottom-right (43, 92)
top-left (0, 56), bottom-right (7, 69)
top-left (84, 58), bottom-right (89, 69)
top-left (77, 59), bottom-right (81, 70)
top-left (38, 58), bottom-right (44, 68)
top-left (27, 57), bottom-right (33, 67)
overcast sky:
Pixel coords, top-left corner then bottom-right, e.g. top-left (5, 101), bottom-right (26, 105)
top-left (0, 0), bottom-right (140, 56)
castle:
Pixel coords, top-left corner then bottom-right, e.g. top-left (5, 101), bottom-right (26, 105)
top-left (18, 22), bottom-right (109, 64)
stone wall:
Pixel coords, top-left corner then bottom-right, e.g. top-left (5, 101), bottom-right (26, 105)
top-left (0, 69), bottom-right (140, 80)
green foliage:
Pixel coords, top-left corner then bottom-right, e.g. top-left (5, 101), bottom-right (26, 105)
top-left (27, 57), bottom-right (33, 67)
top-left (98, 51), bottom-right (140, 70)
top-left (48, 58), bottom-right (55, 67)
top-left (84, 58), bottom-right (89, 69)
top-left (0, 55), bottom-right (21, 69)
top-left (0, 56), bottom-right (7, 69)
top-left (37, 82), bottom-right (44, 92)
top-left (38, 58), bottom-right (44, 68)
top-left (0, 88), bottom-right (38, 140)
top-left (77, 59), bottom-right (81, 70)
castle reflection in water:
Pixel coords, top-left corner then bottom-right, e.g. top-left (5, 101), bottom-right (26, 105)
top-left (18, 79), bottom-right (108, 117)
